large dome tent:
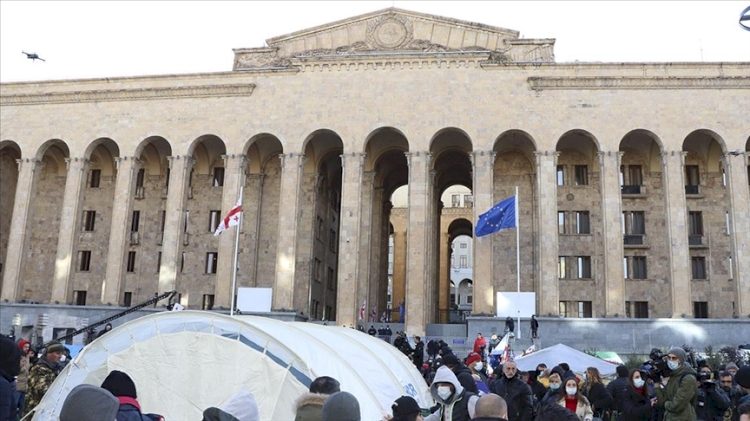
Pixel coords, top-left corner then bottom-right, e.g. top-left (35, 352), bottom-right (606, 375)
top-left (29, 311), bottom-right (432, 420)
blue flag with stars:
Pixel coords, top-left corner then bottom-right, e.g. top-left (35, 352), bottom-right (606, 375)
top-left (475, 195), bottom-right (516, 237)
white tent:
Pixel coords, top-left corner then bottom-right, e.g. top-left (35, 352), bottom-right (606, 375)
top-left (30, 311), bottom-right (432, 420)
top-left (512, 343), bottom-right (618, 377)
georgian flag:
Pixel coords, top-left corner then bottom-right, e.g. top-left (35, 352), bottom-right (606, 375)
top-left (214, 198), bottom-right (242, 236)
top-left (359, 300), bottom-right (366, 321)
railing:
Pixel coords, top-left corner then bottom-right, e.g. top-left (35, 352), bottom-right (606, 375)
top-left (685, 185), bottom-right (700, 195)
top-left (623, 234), bottom-right (644, 245)
top-left (621, 185), bottom-right (642, 195)
top-left (689, 235), bottom-right (703, 246)
top-left (438, 309), bottom-right (472, 324)
top-left (129, 231), bottom-right (140, 245)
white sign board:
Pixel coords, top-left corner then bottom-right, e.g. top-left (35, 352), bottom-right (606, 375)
top-left (496, 292), bottom-right (536, 318)
top-left (237, 287), bottom-right (273, 312)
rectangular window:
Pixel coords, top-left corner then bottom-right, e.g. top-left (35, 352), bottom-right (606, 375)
top-left (89, 169), bottom-right (101, 188)
top-left (558, 256), bottom-right (568, 279)
top-left (82, 210), bottom-right (96, 231)
top-left (459, 243), bottom-right (467, 249)
top-left (206, 252), bottom-right (218, 274)
top-left (691, 256), bottom-right (707, 279)
top-left (157, 252), bottom-right (162, 273)
top-left (623, 257), bottom-right (629, 279)
top-left (74, 290), bottom-right (87, 306)
top-left (575, 211), bottom-right (590, 234)
top-left (450, 293), bottom-right (456, 306)
top-left (212, 167), bottom-right (225, 187)
top-left (630, 211), bottom-right (645, 235)
top-left (329, 229), bottom-right (337, 252)
top-left (126, 251), bottom-right (136, 272)
top-left (629, 165), bottom-right (643, 186)
top-left (136, 168), bottom-right (145, 188)
top-left (633, 256), bottom-right (647, 279)
top-left (451, 255), bottom-right (455, 268)
top-left (558, 212), bottom-right (566, 234)
top-left (685, 165), bottom-right (700, 186)
top-left (451, 194), bottom-right (460, 207)
top-left (728, 256), bottom-right (733, 276)
top-left (577, 256), bottom-right (592, 279)
top-left (559, 301), bottom-right (568, 318)
top-left (209, 210), bottom-right (221, 232)
top-left (123, 292), bottom-right (132, 307)
top-left (203, 294), bottom-right (215, 310)
top-left (689, 211), bottom-right (703, 236)
top-left (577, 301), bottom-right (593, 318)
top-left (316, 217), bottom-right (324, 240)
top-left (464, 194), bottom-right (473, 207)
top-left (693, 301), bottom-right (709, 318)
top-left (327, 267), bottom-right (334, 290)
top-left (467, 295), bottom-right (473, 304)
top-left (313, 259), bottom-right (321, 281)
top-left (726, 212), bottom-right (730, 235)
top-left (557, 165), bottom-right (565, 186)
top-left (634, 301), bottom-right (649, 318)
top-left (459, 255), bottom-right (468, 268)
top-left (78, 250), bottom-right (92, 272)
top-left (722, 167), bottom-right (727, 187)
top-left (130, 210), bottom-right (140, 232)
top-left (165, 168), bottom-right (171, 189)
top-left (180, 252), bottom-right (186, 273)
top-left (574, 165), bottom-right (589, 186)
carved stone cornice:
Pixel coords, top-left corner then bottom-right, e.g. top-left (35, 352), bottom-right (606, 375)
top-left (528, 76), bottom-right (750, 91)
top-left (0, 84), bottom-right (256, 106)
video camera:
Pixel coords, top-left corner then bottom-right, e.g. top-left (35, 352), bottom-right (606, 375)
top-left (644, 348), bottom-right (671, 381)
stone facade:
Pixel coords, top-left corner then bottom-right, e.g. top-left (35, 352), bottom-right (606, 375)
top-left (1, 8), bottom-right (749, 336)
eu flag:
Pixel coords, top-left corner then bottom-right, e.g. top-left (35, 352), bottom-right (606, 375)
top-left (475, 195), bottom-right (516, 237)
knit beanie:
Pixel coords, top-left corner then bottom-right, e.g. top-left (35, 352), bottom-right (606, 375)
top-left (60, 384), bottom-right (119, 421)
top-left (725, 362), bottom-right (739, 371)
top-left (466, 353), bottom-right (482, 366)
top-left (667, 347), bottom-right (687, 363)
top-left (46, 340), bottom-right (65, 354)
top-left (735, 366), bottom-right (750, 389)
top-left (221, 391), bottom-right (260, 421)
top-left (18, 339), bottom-right (30, 351)
top-left (101, 370), bottom-right (138, 398)
top-left (322, 391), bottom-right (361, 421)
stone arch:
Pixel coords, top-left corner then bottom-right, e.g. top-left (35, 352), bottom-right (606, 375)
top-left (244, 133), bottom-right (283, 174)
top-left (302, 130), bottom-right (344, 174)
top-left (556, 129), bottom-right (601, 169)
top-left (430, 127), bottom-right (473, 156)
top-left (85, 138), bottom-right (119, 177)
top-left (0, 141), bottom-right (22, 292)
top-left (0, 140), bottom-right (22, 157)
top-left (189, 134), bottom-right (227, 177)
top-left (363, 127), bottom-right (409, 172)
top-left (135, 136), bottom-right (172, 176)
top-left (683, 129), bottom-right (727, 173)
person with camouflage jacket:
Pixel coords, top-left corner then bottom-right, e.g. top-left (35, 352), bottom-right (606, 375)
top-left (22, 341), bottom-right (64, 418)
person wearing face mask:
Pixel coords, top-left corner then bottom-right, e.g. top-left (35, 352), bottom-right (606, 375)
top-left (467, 353), bottom-right (488, 383)
top-left (695, 365), bottom-right (730, 421)
top-left (541, 373), bottom-right (564, 406)
top-left (555, 378), bottom-right (593, 421)
top-left (654, 347), bottom-right (698, 421)
top-left (620, 369), bottom-right (655, 421)
top-left (424, 365), bottom-right (479, 421)
top-left (490, 360), bottom-right (534, 421)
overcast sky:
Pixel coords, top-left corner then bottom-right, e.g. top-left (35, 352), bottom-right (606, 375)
top-left (1, 1), bottom-right (748, 83)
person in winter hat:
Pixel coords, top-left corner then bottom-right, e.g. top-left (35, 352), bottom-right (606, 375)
top-left (655, 347), bottom-right (698, 421)
top-left (14, 339), bottom-right (33, 417)
top-left (100, 370), bottom-right (164, 421)
top-left (424, 365), bottom-right (479, 421)
top-left (295, 376), bottom-right (341, 421)
top-left (60, 384), bottom-right (119, 421)
top-left (0, 335), bottom-right (22, 421)
top-left (321, 391), bottom-right (361, 421)
top-left (390, 395), bottom-right (425, 421)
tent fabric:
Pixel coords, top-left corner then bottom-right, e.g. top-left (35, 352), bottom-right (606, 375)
top-left (512, 343), bottom-right (618, 377)
top-left (30, 311), bottom-right (432, 421)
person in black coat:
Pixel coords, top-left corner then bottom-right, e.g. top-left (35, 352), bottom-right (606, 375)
top-left (412, 336), bottom-right (425, 369)
top-left (441, 353), bottom-right (478, 394)
top-left (607, 365), bottom-right (630, 413)
top-left (582, 367), bottom-right (613, 418)
top-left (1, 335), bottom-right (22, 421)
top-left (490, 361), bottom-right (533, 421)
top-left (504, 317), bottom-right (515, 334)
top-left (528, 370), bottom-right (547, 404)
top-left (619, 369), bottom-right (655, 421)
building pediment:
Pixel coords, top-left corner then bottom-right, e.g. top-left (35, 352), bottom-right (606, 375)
top-left (233, 8), bottom-right (555, 70)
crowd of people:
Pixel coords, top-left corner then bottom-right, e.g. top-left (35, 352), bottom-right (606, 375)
top-left (3, 330), bottom-right (750, 421)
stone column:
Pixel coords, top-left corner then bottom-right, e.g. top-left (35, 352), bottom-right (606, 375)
top-left (534, 151), bottom-right (560, 316)
top-left (472, 150), bottom-right (496, 314)
top-left (248, 173), bottom-right (265, 287)
top-left (598, 151), bottom-right (626, 317)
top-left (1, 158), bottom-right (42, 302)
top-left (273, 153), bottom-right (305, 311)
top-left (379, 201), bottom-right (393, 316)
top-left (159, 155), bottom-right (194, 295)
top-left (51, 157), bottom-right (90, 304)
top-left (661, 151), bottom-right (691, 317)
top-left (723, 151), bottom-right (750, 316)
top-left (337, 152), bottom-right (365, 326)
top-left (392, 220), bottom-right (407, 322)
top-left (405, 151), bottom-right (432, 336)
top-left (365, 176), bottom-right (381, 316)
top-left (102, 156), bottom-right (140, 305)
top-left (438, 231), bottom-right (450, 323)
top-left (215, 154), bottom-right (248, 309)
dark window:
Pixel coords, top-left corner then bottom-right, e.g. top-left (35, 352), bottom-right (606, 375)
top-left (691, 257), bottom-right (707, 279)
top-left (450, 293), bottom-right (456, 305)
top-left (558, 256), bottom-right (568, 279)
top-left (628, 211), bottom-right (645, 235)
top-left (83, 210), bottom-right (96, 231)
top-left (327, 267), bottom-right (334, 290)
top-left (126, 251), bottom-right (136, 273)
top-left (630, 301), bottom-right (649, 318)
top-left (160, 210), bottom-right (166, 233)
top-left (574, 165), bottom-right (589, 186)
top-left (329, 229), bottom-right (337, 252)
top-left (316, 217), bottom-right (324, 240)
top-left (78, 251), bottom-right (91, 272)
top-left (559, 301), bottom-right (568, 318)
top-left (157, 252), bottom-right (162, 273)
top-left (209, 210), bottom-right (221, 232)
top-left (577, 301), bottom-right (592, 318)
top-left (629, 165), bottom-right (643, 186)
top-left (203, 294), bottom-right (215, 310)
top-left (577, 256), bottom-right (592, 278)
top-left (180, 252), bottom-right (186, 273)
top-left (74, 290), bottom-right (87, 306)
top-left (136, 168), bottom-right (145, 188)
top-left (123, 292), bottom-right (132, 307)
top-left (213, 167), bottom-right (225, 187)
top-left (689, 211), bottom-right (703, 236)
top-left (576, 211), bottom-right (590, 234)
top-left (165, 168), bottom-right (171, 188)
top-left (632, 256), bottom-right (647, 279)
top-left (206, 252), bottom-right (218, 274)
top-left (459, 255), bottom-right (468, 268)
top-left (89, 169), bottom-right (101, 188)
top-left (131, 211), bottom-right (140, 232)
top-left (694, 301), bottom-right (709, 318)
top-left (556, 166), bottom-right (565, 186)
top-left (685, 165), bottom-right (700, 186)
top-left (558, 212), bottom-right (566, 234)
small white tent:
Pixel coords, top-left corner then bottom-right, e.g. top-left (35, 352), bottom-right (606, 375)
top-left (512, 343), bottom-right (618, 377)
top-left (30, 311), bottom-right (432, 420)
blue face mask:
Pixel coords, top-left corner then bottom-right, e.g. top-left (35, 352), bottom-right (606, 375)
top-left (550, 383), bottom-right (560, 390)
top-left (667, 360), bottom-right (680, 371)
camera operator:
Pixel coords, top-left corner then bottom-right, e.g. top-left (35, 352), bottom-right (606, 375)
top-left (655, 347), bottom-right (698, 421)
top-left (695, 365), bottom-right (729, 421)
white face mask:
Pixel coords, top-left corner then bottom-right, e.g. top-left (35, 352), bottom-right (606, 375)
top-left (667, 361), bottom-right (680, 371)
top-left (566, 387), bottom-right (577, 396)
top-left (437, 386), bottom-right (453, 401)
top-left (634, 378), bottom-right (645, 388)
top-left (59, 355), bottom-right (66, 362)
top-left (550, 383), bottom-right (560, 390)
top-left (474, 362), bottom-right (483, 371)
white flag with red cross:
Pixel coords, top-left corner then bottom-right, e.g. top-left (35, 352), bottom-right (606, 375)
top-left (214, 198), bottom-right (243, 236)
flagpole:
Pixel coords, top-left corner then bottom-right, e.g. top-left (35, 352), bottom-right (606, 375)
top-left (515, 186), bottom-right (520, 340)
top-left (230, 185), bottom-right (244, 317)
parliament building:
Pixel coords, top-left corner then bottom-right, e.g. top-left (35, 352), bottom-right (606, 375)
top-left (1, 8), bottom-right (748, 336)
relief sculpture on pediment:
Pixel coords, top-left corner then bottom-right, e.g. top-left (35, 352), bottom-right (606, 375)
top-left (366, 13), bottom-right (413, 49)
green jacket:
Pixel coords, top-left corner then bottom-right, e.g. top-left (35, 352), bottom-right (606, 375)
top-left (22, 357), bottom-right (58, 418)
top-left (655, 364), bottom-right (697, 421)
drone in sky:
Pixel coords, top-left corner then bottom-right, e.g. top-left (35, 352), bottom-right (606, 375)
top-left (22, 51), bottom-right (45, 62)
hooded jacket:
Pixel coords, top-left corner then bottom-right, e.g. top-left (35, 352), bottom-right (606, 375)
top-left (490, 373), bottom-right (534, 421)
top-left (294, 392), bottom-right (329, 421)
top-left (654, 363), bottom-right (697, 421)
top-left (424, 366), bottom-right (479, 421)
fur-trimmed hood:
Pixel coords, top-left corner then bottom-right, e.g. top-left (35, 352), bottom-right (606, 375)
top-left (294, 392), bottom-right (329, 421)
